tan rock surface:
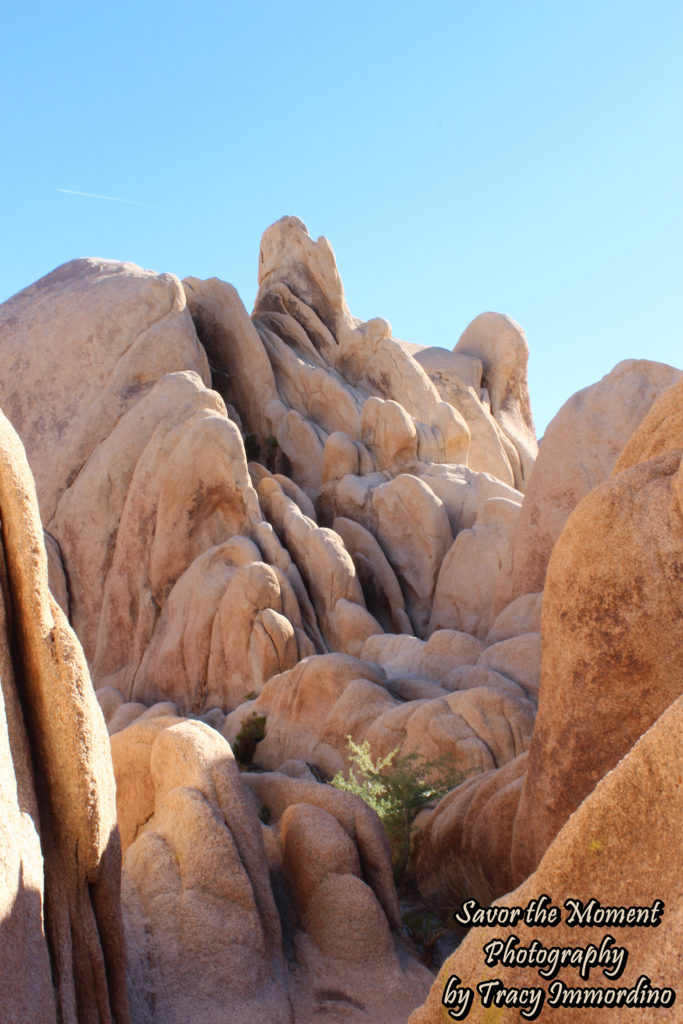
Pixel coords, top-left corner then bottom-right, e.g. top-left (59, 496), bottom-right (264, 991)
top-left (122, 719), bottom-right (288, 1024)
top-left (118, 717), bottom-right (431, 1024)
top-left (7, 222), bottom-right (681, 1024)
top-left (364, 684), bottom-right (534, 774)
top-left (332, 515), bottom-right (412, 634)
top-left (257, 477), bottom-right (367, 651)
top-left (223, 653), bottom-right (393, 776)
top-left (429, 496), bottom-right (521, 639)
top-left (476, 633), bottom-right (541, 700)
top-left (132, 543), bottom-right (301, 711)
top-left (410, 696), bottom-right (683, 1024)
top-left (223, 640), bottom-right (533, 788)
top-left (455, 312), bottom-right (538, 487)
top-left (414, 752), bottom-right (528, 909)
top-left (371, 474), bottom-right (453, 636)
top-left (0, 410), bottom-right (129, 1023)
top-left (615, 372), bottom-right (683, 470)
top-left (183, 275), bottom-right (280, 440)
top-left (0, 260), bottom-right (325, 714)
top-left (493, 358), bottom-right (681, 615)
top-left (486, 591), bottom-right (542, 643)
top-left (513, 443), bottom-right (683, 877)
top-left (0, 259), bottom-right (210, 523)
top-left (413, 383), bottom-right (683, 915)
top-left (360, 630), bottom-right (485, 681)
top-left (255, 215), bottom-right (354, 339)
top-left (361, 395), bottom-right (419, 469)
top-left (414, 462), bottom-right (522, 535)
top-left (414, 346), bottom-right (519, 485)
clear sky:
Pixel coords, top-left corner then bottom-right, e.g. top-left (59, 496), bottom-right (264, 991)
top-left (2, 0), bottom-right (681, 436)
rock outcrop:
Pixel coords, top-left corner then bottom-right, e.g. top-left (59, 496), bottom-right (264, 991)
top-left (410, 694), bottom-right (683, 1024)
top-left (0, 411), bottom-right (129, 1023)
top-left (0, 222), bottom-right (540, 796)
top-left (414, 370), bottom-right (683, 913)
top-left (112, 715), bottom-right (431, 1024)
top-left (1, 216), bottom-right (680, 1024)
top-left (492, 359), bottom-right (681, 616)
top-left (513, 425), bottom-right (683, 878)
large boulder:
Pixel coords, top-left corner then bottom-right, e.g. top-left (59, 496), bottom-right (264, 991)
top-left (0, 410), bottom-right (129, 1023)
top-left (512, 386), bottom-right (683, 877)
top-left (116, 717), bottom-right (431, 1024)
top-left (413, 370), bottom-right (683, 909)
top-left (454, 312), bottom-right (537, 488)
top-left (493, 359), bottom-right (681, 615)
top-left (410, 694), bottom-right (683, 1024)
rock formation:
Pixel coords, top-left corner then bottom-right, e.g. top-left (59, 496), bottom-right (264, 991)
top-left (410, 695), bottom-right (683, 1024)
top-left (0, 411), bottom-right (129, 1023)
top-left (0, 221), bottom-right (540, 798)
top-left (0, 215), bottom-right (680, 1022)
top-left (413, 370), bottom-right (683, 912)
top-left (112, 714), bottom-right (430, 1024)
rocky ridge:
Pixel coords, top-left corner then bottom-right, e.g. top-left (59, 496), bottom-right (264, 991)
top-left (0, 216), bottom-right (680, 1022)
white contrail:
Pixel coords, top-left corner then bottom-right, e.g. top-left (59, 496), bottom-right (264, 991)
top-left (57, 187), bottom-right (150, 207)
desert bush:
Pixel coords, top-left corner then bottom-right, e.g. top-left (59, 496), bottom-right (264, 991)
top-left (232, 712), bottom-right (266, 767)
top-left (331, 736), bottom-right (465, 886)
top-left (244, 433), bottom-right (261, 461)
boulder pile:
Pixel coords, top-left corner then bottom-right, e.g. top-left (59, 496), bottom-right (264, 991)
top-left (0, 217), bottom-right (680, 1022)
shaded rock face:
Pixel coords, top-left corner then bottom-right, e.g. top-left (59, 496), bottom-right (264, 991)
top-left (0, 411), bottom-right (129, 1023)
top-left (1, 218), bottom-right (681, 1024)
top-left (512, 389), bottom-right (683, 878)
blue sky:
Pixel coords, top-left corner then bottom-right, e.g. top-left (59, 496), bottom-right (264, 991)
top-left (2, 1), bottom-right (681, 435)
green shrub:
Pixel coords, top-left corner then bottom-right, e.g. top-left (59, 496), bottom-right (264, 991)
top-left (401, 907), bottom-right (448, 965)
top-left (331, 736), bottom-right (465, 886)
top-left (232, 712), bottom-right (266, 768)
top-left (244, 434), bottom-right (261, 461)
top-left (264, 434), bottom-right (279, 470)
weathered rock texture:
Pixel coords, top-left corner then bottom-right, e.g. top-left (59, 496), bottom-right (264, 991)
top-left (410, 694), bottom-right (683, 1024)
top-left (414, 370), bottom-right (683, 913)
top-left (0, 224), bottom-right (541, 803)
top-left (0, 410), bottom-right (129, 1023)
top-left (513, 433), bottom-right (683, 878)
top-left (1, 217), bottom-right (681, 1024)
top-left (492, 359), bottom-right (681, 616)
top-left (113, 716), bottom-right (431, 1024)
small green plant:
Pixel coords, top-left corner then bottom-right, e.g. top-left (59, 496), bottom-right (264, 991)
top-left (242, 689), bottom-right (258, 702)
top-left (232, 712), bottom-right (266, 768)
top-left (331, 737), bottom-right (465, 886)
top-left (401, 908), bottom-right (448, 966)
top-left (264, 434), bottom-right (279, 470)
top-left (244, 433), bottom-right (261, 461)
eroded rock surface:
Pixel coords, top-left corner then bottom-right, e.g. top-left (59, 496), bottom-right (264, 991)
top-left (115, 716), bottom-right (431, 1024)
top-left (414, 371), bottom-right (683, 913)
top-left (2, 217), bottom-right (680, 1024)
top-left (0, 411), bottom-right (129, 1023)
top-left (411, 695), bottom-right (683, 1024)
top-left (492, 359), bottom-right (681, 616)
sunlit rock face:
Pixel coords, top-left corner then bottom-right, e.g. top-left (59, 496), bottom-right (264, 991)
top-left (0, 410), bottom-right (129, 1024)
top-left (0, 217), bottom-right (680, 1024)
top-left (0, 219), bottom-right (541, 792)
top-left (410, 695), bottom-right (683, 1024)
